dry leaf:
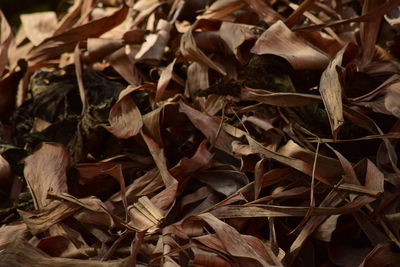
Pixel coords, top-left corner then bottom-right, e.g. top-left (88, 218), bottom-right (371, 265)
top-left (319, 44), bottom-right (355, 137)
top-left (105, 85), bottom-right (144, 139)
top-left (23, 143), bottom-right (70, 209)
top-left (0, 10), bottom-right (13, 77)
top-left (251, 20), bottom-right (330, 70)
top-left (20, 12), bottom-right (58, 46)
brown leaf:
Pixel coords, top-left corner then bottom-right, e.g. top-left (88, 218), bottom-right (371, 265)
top-left (24, 143), bottom-right (70, 209)
top-left (312, 215), bottom-right (340, 242)
top-left (359, 243), bottom-right (400, 267)
top-left (179, 101), bottom-right (235, 154)
top-left (248, 137), bottom-right (343, 185)
top-left (0, 155), bottom-right (11, 182)
top-left (284, 0), bottom-right (317, 28)
top-left (108, 46), bottom-right (142, 86)
top-left (156, 59), bottom-right (183, 102)
top-left (244, 0), bottom-right (283, 25)
top-left (185, 61), bottom-right (209, 98)
top-left (195, 169), bottom-right (248, 196)
top-left (170, 140), bottom-right (214, 181)
top-left (295, 0), bottom-right (400, 32)
top-left (359, 0), bottom-right (386, 67)
top-left (18, 200), bottom-right (80, 235)
top-left (191, 245), bottom-right (232, 267)
top-left (85, 38), bottom-right (124, 63)
top-left (26, 5), bottom-right (129, 66)
top-left (108, 168), bottom-right (164, 205)
top-left (210, 199), bottom-right (372, 218)
top-left (240, 87), bottom-right (322, 106)
top-left (0, 10), bottom-right (13, 77)
top-left (151, 183), bottom-right (178, 212)
top-left (0, 238), bottom-right (133, 267)
top-left (218, 21), bottom-right (261, 63)
top-left (195, 213), bottom-right (279, 266)
top-left (0, 222), bottom-right (28, 250)
top-left (141, 131), bottom-right (177, 187)
top-left (198, 0), bottom-right (247, 20)
top-left (384, 82), bottom-right (400, 118)
top-left (319, 43), bottom-right (356, 137)
top-left (105, 85), bottom-right (144, 139)
top-left (128, 196), bottom-right (163, 232)
top-left (135, 19), bottom-right (171, 64)
top-left (180, 20), bottom-right (226, 75)
top-left (251, 20), bottom-right (330, 70)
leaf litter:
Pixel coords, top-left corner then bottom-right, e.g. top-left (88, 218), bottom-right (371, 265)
top-left (1, 0), bottom-right (400, 266)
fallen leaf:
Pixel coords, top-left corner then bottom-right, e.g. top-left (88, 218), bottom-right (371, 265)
top-left (23, 143), bottom-right (70, 209)
top-left (319, 43), bottom-right (356, 137)
top-left (20, 12), bottom-right (58, 46)
top-left (251, 20), bottom-right (330, 70)
top-left (105, 85), bottom-right (144, 139)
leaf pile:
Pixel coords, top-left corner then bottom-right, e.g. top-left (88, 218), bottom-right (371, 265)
top-left (1, 0), bottom-right (400, 266)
